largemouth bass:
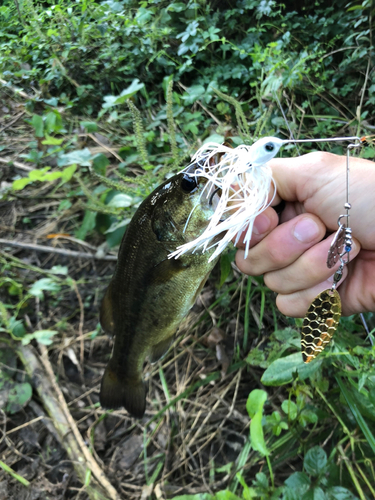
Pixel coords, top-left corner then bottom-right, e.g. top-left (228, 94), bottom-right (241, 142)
top-left (100, 165), bottom-right (219, 418)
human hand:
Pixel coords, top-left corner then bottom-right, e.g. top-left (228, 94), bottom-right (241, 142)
top-left (235, 152), bottom-right (375, 317)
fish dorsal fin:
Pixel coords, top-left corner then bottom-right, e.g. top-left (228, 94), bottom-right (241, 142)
top-left (149, 258), bottom-right (187, 286)
top-left (149, 335), bottom-right (175, 364)
top-left (100, 282), bottom-right (115, 336)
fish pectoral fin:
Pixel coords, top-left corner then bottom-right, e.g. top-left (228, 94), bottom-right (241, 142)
top-left (100, 282), bottom-right (115, 336)
top-left (149, 258), bottom-right (187, 285)
top-left (149, 335), bottom-right (175, 364)
top-left (100, 360), bottom-right (146, 418)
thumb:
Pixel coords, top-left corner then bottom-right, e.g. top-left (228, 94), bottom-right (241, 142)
top-left (269, 151), bottom-right (375, 249)
top-left (269, 151), bottom-right (345, 206)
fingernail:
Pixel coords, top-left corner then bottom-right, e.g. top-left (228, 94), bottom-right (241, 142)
top-left (293, 218), bottom-right (320, 243)
top-left (253, 214), bottom-right (271, 235)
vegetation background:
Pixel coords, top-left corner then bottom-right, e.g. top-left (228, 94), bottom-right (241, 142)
top-left (0, 0), bottom-right (375, 499)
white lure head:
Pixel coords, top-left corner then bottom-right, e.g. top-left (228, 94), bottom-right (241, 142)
top-left (168, 136), bottom-right (287, 262)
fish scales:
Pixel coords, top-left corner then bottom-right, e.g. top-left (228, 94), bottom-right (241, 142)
top-left (100, 171), bottom-right (219, 418)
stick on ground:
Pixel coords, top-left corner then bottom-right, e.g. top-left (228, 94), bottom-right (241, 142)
top-left (17, 343), bottom-right (121, 500)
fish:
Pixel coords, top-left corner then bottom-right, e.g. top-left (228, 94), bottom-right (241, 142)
top-left (99, 163), bottom-right (221, 418)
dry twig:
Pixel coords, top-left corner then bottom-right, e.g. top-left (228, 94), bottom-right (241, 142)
top-left (0, 157), bottom-right (33, 172)
top-left (0, 238), bottom-right (117, 261)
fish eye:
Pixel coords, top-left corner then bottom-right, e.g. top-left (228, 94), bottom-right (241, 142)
top-left (181, 174), bottom-right (198, 193)
top-left (265, 142), bottom-right (274, 152)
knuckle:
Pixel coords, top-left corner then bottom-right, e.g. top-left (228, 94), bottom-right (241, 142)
top-left (306, 151), bottom-right (337, 165)
top-left (266, 242), bottom-right (285, 266)
top-left (264, 271), bottom-right (282, 293)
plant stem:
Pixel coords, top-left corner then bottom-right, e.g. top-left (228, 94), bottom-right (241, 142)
top-left (0, 460), bottom-right (30, 487)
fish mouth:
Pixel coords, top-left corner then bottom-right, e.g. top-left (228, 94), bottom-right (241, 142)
top-left (184, 161), bottom-right (224, 212)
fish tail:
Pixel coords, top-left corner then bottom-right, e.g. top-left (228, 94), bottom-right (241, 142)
top-left (100, 360), bottom-right (146, 418)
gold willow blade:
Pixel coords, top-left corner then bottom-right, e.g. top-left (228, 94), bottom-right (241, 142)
top-left (301, 289), bottom-right (341, 363)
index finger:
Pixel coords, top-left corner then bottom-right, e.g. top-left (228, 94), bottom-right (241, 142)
top-left (269, 151), bottom-right (344, 205)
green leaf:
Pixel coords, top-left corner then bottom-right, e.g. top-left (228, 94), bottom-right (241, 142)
top-left (57, 148), bottom-right (93, 167)
top-left (284, 471), bottom-right (310, 491)
top-left (304, 446), bottom-right (327, 476)
top-left (29, 278), bottom-right (61, 299)
top-left (182, 85), bottom-right (206, 105)
top-left (12, 177), bottom-right (32, 190)
top-left (246, 389), bottom-right (269, 456)
top-left (44, 111), bottom-right (57, 133)
top-left (93, 153), bottom-right (109, 175)
top-left (80, 121), bottom-right (98, 132)
top-left (105, 220), bottom-right (128, 247)
top-left (281, 399), bottom-right (298, 420)
top-left (167, 2), bottom-right (186, 12)
top-left (31, 114), bottom-right (44, 137)
top-left (104, 218), bottom-right (131, 234)
top-left (218, 252), bottom-right (232, 288)
top-left (102, 79), bottom-right (144, 109)
top-left (12, 165), bottom-right (74, 190)
top-left (250, 410), bottom-right (269, 456)
top-left (50, 265), bottom-right (68, 275)
top-left (60, 164), bottom-right (77, 182)
top-left (261, 352), bottom-right (322, 386)
top-left (6, 382), bottom-right (32, 414)
top-left (326, 486), bottom-right (359, 500)
top-left (253, 471), bottom-right (268, 489)
top-left (203, 134), bottom-right (225, 145)
top-left (9, 317), bottom-right (26, 338)
top-left (21, 330), bottom-right (58, 346)
top-left (303, 487), bottom-right (326, 500)
top-left (107, 193), bottom-right (133, 208)
top-left (215, 491), bottom-right (243, 500)
top-left (246, 388), bottom-right (267, 417)
top-left (75, 210), bottom-right (96, 240)
top-left (41, 134), bottom-right (64, 145)
top-left (44, 97), bottom-right (58, 106)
